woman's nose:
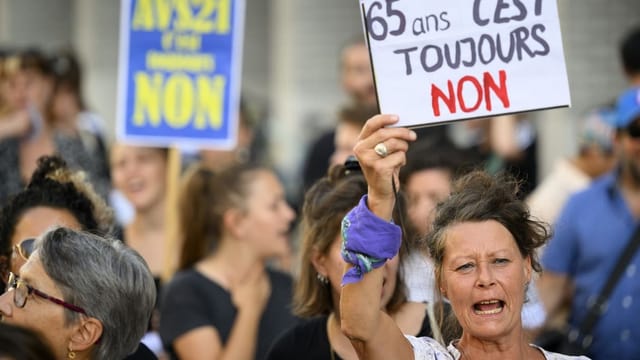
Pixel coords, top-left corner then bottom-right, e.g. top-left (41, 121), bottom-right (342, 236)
top-left (475, 262), bottom-right (496, 288)
top-left (284, 203), bottom-right (296, 222)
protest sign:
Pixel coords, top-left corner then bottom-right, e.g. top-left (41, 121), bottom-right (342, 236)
top-left (117, 0), bottom-right (245, 148)
top-left (360, 0), bottom-right (571, 127)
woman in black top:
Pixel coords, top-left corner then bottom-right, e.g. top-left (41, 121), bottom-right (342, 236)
top-left (160, 163), bottom-right (298, 360)
top-left (267, 161), bottom-right (445, 360)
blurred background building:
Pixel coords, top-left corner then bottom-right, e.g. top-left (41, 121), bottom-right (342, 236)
top-left (0, 0), bottom-right (638, 199)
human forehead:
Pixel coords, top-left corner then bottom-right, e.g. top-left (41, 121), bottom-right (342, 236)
top-left (406, 169), bottom-right (451, 193)
top-left (443, 220), bottom-right (519, 259)
top-left (18, 252), bottom-right (59, 294)
top-left (245, 170), bottom-right (283, 199)
top-left (342, 44), bottom-right (369, 63)
top-left (112, 144), bottom-right (162, 160)
top-left (336, 122), bottom-right (361, 137)
top-left (12, 207), bottom-right (81, 246)
top-left (18, 68), bottom-right (46, 82)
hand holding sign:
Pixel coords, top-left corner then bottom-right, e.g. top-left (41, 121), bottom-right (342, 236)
top-left (360, 0), bottom-right (570, 128)
top-left (353, 114), bottom-right (417, 220)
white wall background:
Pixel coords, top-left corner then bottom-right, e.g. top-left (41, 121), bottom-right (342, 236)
top-left (0, 0), bottom-right (638, 196)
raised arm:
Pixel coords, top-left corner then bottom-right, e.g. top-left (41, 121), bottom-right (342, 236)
top-left (339, 114), bottom-right (416, 360)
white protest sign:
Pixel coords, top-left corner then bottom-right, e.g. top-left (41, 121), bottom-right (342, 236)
top-left (360, 0), bottom-right (571, 127)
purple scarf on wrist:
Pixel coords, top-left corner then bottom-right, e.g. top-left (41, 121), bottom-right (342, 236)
top-left (341, 195), bottom-right (402, 285)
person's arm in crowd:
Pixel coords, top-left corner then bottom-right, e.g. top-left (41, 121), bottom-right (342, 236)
top-left (340, 114), bottom-right (416, 360)
top-left (174, 265), bottom-right (271, 360)
top-left (489, 115), bottom-right (525, 160)
top-left (536, 272), bottom-right (574, 327)
top-left (536, 195), bottom-right (579, 329)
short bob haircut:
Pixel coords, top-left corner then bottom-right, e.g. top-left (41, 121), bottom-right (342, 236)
top-left (295, 162), bottom-right (407, 317)
top-left (35, 227), bottom-right (156, 360)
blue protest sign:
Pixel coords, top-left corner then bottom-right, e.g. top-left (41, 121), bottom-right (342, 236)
top-left (117, 0), bottom-right (245, 148)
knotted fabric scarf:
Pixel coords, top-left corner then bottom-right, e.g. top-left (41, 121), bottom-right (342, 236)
top-left (341, 195), bottom-right (402, 285)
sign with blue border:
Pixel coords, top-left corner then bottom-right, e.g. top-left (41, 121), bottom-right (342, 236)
top-left (117, 0), bottom-right (245, 149)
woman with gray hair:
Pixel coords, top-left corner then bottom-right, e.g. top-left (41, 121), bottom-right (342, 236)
top-left (0, 226), bottom-right (156, 360)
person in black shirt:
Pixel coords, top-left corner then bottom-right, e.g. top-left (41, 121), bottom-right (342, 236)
top-left (160, 163), bottom-right (298, 360)
top-left (267, 161), bottom-right (446, 360)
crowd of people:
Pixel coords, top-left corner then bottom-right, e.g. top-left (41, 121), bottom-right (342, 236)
top-left (0, 21), bottom-right (638, 360)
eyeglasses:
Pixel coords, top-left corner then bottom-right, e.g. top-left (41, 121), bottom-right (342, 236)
top-left (12, 238), bottom-right (35, 261)
top-left (627, 121), bottom-right (640, 139)
top-left (5, 272), bottom-right (86, 314)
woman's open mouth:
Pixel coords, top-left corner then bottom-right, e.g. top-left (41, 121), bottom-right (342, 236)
top-left (473, 299), bottom-right (505, 315)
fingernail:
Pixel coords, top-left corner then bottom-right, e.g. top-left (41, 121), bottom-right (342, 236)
top-left (410, 130), bottom-right (417, 140)
top-left (390, 115), bottom-right (399, 122)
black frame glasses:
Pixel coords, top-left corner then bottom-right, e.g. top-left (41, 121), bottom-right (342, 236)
top-left (5, 272), bottom-right (86, 314)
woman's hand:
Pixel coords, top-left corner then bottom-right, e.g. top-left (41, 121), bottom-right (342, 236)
top-left (230, 263), bottom-right (271, 316)
top-left (353, 114), bottom-right (416, 220)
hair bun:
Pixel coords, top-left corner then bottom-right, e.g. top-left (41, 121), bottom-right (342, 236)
top-left (28, 156), bottom-right (70, 188)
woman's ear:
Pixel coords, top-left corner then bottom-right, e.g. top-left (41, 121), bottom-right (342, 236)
top-left (69, 317), bottom-right (103, 353)
top-left (524, 255), bottom-right (532, 283)
top-left (310, 248), bottom-right (328, 278)
top-left (439, 285), bottom-right (448, 299)
top-left (436, 270), bottom-right (447, 298)
top-left (438, 281), bottom-right (448, 299)
top-left (223, 208), bottom-right (246, 239)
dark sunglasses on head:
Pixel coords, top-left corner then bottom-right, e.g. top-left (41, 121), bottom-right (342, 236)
top-left (12, 238), bottom-right (35, 261)
top-left (344, 155), bottom-right (362, 175)
top-left (627, 121), bottom-right (640, 139)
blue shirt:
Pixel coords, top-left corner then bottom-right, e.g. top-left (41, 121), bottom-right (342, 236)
top-left (542, 171), bottom-right (640, 359)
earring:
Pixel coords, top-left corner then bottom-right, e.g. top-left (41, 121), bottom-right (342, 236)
top-left (67, 345), bottom-right (76, 359)
top-left (316, 273), bottom-right (329, 285)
